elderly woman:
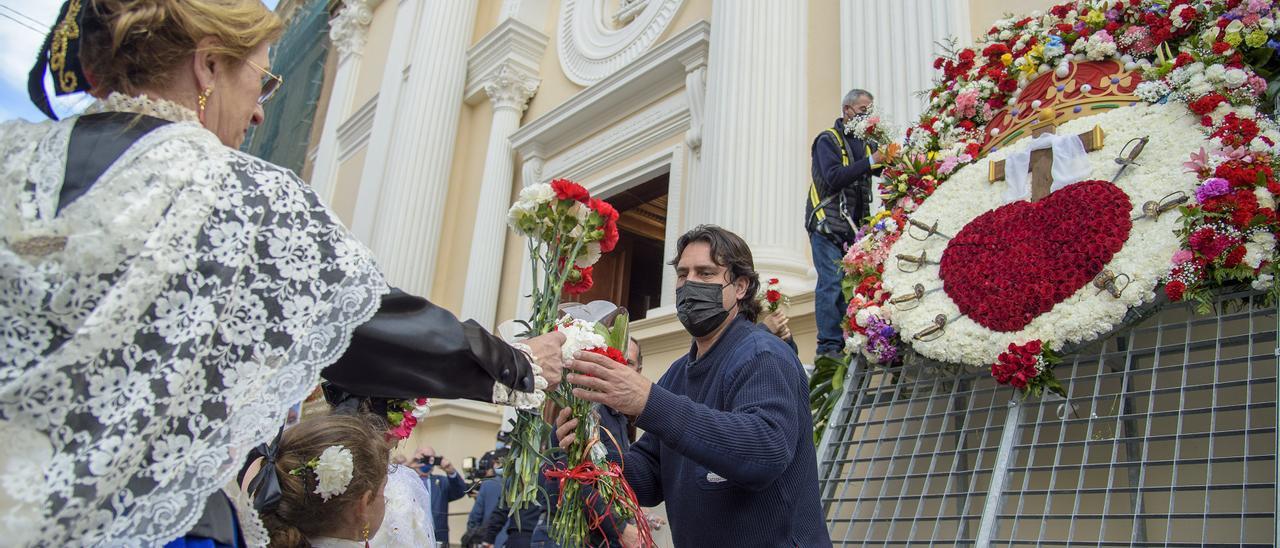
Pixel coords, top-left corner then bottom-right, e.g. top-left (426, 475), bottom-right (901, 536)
top-left (1, 0), bottom-right (563, 545)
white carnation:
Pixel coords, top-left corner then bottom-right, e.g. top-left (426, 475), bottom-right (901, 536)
top-left (517, 183), bottom-right (555, 206)
top-left (314, 445), bottom-right (354, 502)
top-left (1205, 64), bottom-right (1226, 82)
top-left (1224, 68), bottom-right (1248, 88)
top-left (558, 318), bottom-right (606, 361)
top-left (1244, 232), bottom-right (1277, 269)
top-left (1253, 273), bottom-right (1275, 291)
top-left (844, 333), bottom-right (868, 354)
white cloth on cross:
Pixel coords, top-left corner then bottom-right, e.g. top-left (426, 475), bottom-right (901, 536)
top-left (1002, 132), bottom-right (1093, 203)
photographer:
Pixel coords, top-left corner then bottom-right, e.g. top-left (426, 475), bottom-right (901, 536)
top-left (415, 446), bottom-right (467, 545)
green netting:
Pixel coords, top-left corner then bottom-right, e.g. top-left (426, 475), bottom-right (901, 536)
top-left (241, 0), bottom-right (330, 174)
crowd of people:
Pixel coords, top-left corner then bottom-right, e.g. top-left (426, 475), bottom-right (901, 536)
top-left (0, 0), bottom-right (896, 546)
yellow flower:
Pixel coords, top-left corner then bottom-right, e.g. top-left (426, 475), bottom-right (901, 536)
top-left (1247, 29), bottom-right (1269, 48)
top-left (1083, 9), bottom-right (1105, 26)
top-left (1000, 53), bottom-right (1014, 66)
top-left (1020, 61), bottom-right (1039, 75)
top-left (926, 151), bottom-right (938, 161)
top-left (1029, 43), bottom-right (1045, 61)
top-left (1224, 32), bottom-right (1243, 47)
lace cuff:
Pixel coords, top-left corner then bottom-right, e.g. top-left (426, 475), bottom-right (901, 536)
top-left (491, 342), bottom-right (548, 409)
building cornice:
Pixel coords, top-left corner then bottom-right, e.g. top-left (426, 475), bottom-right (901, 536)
top-left (510, 21), bottom-right (710, 165)
top-left (465, 18), bottom-right (550, 106)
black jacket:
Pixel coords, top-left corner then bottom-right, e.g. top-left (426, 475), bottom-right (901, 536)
top-left (806, 117), bottom-right (882, 243)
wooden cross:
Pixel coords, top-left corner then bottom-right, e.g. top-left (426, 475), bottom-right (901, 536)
top-left (988, 108), bottom-right (1106, 201)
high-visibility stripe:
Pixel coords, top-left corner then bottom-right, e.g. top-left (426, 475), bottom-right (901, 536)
top-left (811, 128), bottom-right (851, 222)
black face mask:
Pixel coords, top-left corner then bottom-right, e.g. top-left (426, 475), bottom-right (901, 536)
top-left (676, 280), bottom-right (737, 337)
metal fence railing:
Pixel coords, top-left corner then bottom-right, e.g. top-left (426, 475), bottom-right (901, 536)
top-left (818, 289), bottom-right (1278, 547)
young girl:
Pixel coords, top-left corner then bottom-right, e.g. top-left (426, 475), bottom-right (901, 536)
top-left (258, 415), bottom-right (390, 547)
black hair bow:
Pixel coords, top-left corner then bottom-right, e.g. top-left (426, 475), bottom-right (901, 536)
top-left (246, 427), bottom-right (286, 512)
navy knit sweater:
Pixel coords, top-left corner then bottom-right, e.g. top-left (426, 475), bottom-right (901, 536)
top-left (626, 316), bottom-right (831, 547)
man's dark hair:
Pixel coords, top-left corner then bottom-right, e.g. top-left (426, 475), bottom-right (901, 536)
top-left (670, 225), bottom-right (762, 323)
top-left (628, 336), bottom-right (643, 366)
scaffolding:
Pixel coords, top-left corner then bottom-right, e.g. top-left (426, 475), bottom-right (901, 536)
top-left (818, 289), bottom-right (1278, 547)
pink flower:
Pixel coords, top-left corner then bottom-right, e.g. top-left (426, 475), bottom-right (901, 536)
top-left (1171, 249), bottom-right (1194, 264)
top-left (1249, 75), bottom-right (1268, 95)
top-left (1184, 148), bottom-right (1209, 173)
top-left (954, 90), bottom-right (980, 119)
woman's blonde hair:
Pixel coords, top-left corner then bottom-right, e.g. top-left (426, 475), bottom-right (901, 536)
top-left (259, 413), bottom-right (390, 548)
top-left (80, 0), bottom-right (283, 95)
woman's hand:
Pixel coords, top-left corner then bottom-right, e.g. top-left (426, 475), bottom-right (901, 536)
top-left (522, 331), bottom-right (566, 388)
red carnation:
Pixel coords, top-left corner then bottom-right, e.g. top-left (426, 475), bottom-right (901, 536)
top-left (1178, 6), bottom-right (1197, 21)
top-left (768, 277), bottom-right (780, 285)
top-left (563, 265), bottom-right (594, 295)
top-left (966, 142), bottom-right (982, 157)
top-left (1164, 280), bottom-right (1186, 302)
top-left (551, 178), bottom-right (590, 203)
top-left (1188, 93), bottom-right (1227, 116)
top-left (587, 345), bottom-right (626, 365)
top-left (766, 289), bottom-right (782, 303)
top-left (958, 49), bottom-right (976, 62)
top-left (1174, 52), bottom-right (1196, 67)
top-left (998, 78), bottom-right (1018, 93)
top-left (1224, 245), bottom-right (1247, 267)
top-left (1212, 41), bottom-right (1232, 55)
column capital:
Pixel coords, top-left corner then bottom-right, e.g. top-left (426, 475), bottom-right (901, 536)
top-left (329, 0), bottom-right (374, 59)
top-left (483, 64), bottom-right (540, 113)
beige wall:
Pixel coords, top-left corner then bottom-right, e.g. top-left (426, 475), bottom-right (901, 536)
top-left (353, 0), bottom-right (398, 108)
top-left (431, 100), bottom-right (496, 311)
top-left (968, 0), bottom-right (1061, 40)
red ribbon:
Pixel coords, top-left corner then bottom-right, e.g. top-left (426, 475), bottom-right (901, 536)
top-left (544, 460), bottom-right (654, 547)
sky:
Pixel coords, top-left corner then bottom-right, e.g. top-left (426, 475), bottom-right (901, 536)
top-left (0, 0), bottom-right (279, 123)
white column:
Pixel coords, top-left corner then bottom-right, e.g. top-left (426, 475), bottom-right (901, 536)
top-left (350, 0), bottom-right (417, 241)
top-left (310, 0), bottom-right (374, 204)
top-left (364, 0), bottom-right (479, 296)
top-left (694, 0), bottom-right (811, 291)
top-left (460, 66), bottom-right (539, 328)
top-left (839, 0), bottom-right (972, 134)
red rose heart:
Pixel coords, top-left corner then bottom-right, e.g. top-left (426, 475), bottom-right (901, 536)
top-left (939, 180), bottom-right (1133, 332)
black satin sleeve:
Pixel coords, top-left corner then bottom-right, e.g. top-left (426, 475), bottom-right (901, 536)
top-left (321, 288), bottom-right (535, 402)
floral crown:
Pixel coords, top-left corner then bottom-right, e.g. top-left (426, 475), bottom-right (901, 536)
top-left (289, 445), bottom-right (355, 502)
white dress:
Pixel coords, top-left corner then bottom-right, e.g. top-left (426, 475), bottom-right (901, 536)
top-left (370, 466), bottom-right (436, 547)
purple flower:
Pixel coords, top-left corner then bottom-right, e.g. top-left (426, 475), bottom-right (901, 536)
top-left (1195, 177), bottom-right (1232, 202)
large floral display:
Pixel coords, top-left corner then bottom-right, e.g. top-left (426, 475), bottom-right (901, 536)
top-left (829, 0), bottom-right (1280, 415)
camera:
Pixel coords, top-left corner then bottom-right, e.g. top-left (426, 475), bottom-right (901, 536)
top-left (415, 454), bottom-right (441, 474)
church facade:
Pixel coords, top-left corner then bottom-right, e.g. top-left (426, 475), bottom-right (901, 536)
top-left (287, 0), bottom-right (1068, 541)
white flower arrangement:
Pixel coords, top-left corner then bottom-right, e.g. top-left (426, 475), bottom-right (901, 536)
top-left (882, 103), bottom-right (1203, 366)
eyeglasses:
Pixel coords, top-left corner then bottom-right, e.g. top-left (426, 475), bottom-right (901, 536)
top-left (246, 59), bottom-right (283, 105)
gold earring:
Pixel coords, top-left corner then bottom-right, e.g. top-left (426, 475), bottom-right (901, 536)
top-left (197, 86), bottom-right (212, 116)
top-left (361, 523), bottom-right (370, 546)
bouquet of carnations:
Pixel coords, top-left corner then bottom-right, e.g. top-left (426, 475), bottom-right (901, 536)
top-left (757, 277), bottom-right (789, 313)
top-left (544, 314), bottom-right (652, 547)
top-left (990, 340), bottom-right (1066, 399)
top-left (845, 107), bottom-right (896, 147)
top-left (503, 178), bottom-right (620, 511)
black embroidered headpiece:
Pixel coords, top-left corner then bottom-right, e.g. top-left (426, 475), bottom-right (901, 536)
top-left (28, 0), bottom-right (96, 119)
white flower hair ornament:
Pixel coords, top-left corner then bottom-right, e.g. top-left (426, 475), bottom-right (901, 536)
top-left (289, 445), bottom-right (355, 502)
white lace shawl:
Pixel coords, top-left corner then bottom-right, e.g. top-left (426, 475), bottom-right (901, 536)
top-left (0, 98), bottom-right (388, 546)
top-left (370, 465), bottom-right (436, 547)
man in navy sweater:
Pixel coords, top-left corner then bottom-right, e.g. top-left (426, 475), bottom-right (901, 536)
top-left (556, 225), bottom-right (831, 547)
